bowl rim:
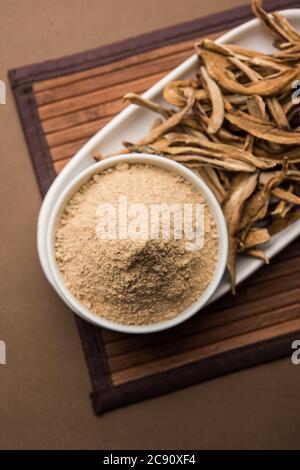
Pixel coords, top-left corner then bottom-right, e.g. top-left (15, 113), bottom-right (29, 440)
top-left (46, 153), bottom-right (228, 334)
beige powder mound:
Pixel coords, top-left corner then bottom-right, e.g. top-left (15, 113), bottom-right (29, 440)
top-left (55, 163), bottom-right (219, 325)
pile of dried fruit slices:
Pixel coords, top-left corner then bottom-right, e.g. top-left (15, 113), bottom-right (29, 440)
top-left (97, 0), bottom-right (300, 292)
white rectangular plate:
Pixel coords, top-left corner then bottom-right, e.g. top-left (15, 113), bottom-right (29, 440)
top-left (38, 9), bottom-right (300, 307)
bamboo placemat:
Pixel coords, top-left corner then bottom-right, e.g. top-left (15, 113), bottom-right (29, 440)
top-left (9, 0), bottom-right (300, 414)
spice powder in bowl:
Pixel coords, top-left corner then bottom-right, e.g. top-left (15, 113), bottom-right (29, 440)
top-left (55, 162), bottom-right (219, 326)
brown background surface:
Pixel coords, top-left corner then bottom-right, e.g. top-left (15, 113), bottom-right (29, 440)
top-left (1, 0), bottom-right (300, 450)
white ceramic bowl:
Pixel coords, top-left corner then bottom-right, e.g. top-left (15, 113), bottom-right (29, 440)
top-left (46, 154), bottom-right (228, 334)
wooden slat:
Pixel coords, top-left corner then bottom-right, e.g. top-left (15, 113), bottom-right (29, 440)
top-left (51, 138), bottom-right (89, 161)
top-left (54, 159), bottom-right (69, 173)
top-left (38, 70), bottom-right (167, 120)
top-left (41, 99), bottom-right (124, 134)
top-left (32, 37), bottom-right (200, 92)
top-left (36, 50), bottom-right (191, 106)
top-left (111, 318), bottom-right (300, 385)
top-left (46, 117), bottom-right (111, 148)
top-left (109, 306), bottom-right (300, 375)
top-left (106, 301), bottom-right (300, 362)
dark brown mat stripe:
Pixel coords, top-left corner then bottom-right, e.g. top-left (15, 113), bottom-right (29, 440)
top-left (9, 0), bottom-right (300, 415)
